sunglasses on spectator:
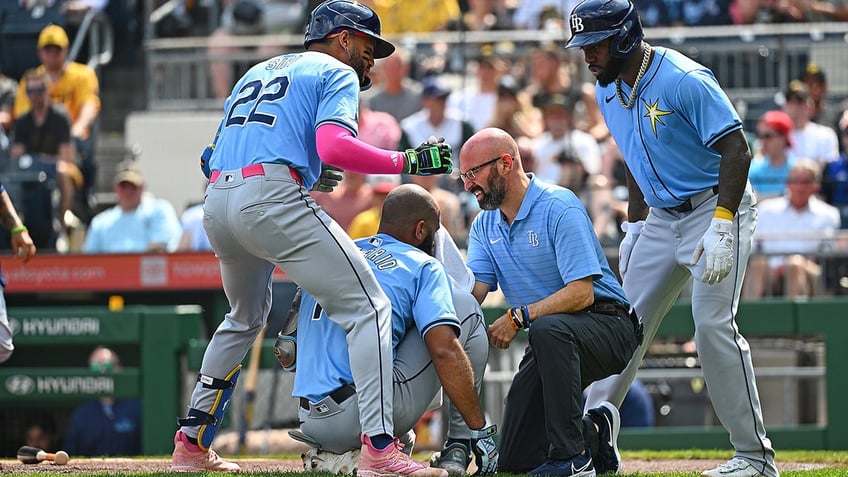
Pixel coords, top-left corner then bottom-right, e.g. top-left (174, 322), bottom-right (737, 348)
top-left (26, 86), bottom-right (46, 95)
top-left (757, 132), bottom-right (778, 140)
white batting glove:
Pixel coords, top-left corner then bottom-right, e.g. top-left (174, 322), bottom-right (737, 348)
top-left (618, 221), bottom-right (644, 278)
top-left (691, 217), bottom-right (734, 284)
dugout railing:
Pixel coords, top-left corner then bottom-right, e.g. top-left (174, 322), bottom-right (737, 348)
top-left (482, 298), bottom-right (848, 450)
top-left (0, 305), bottom-right (204, 455)
top-left (143, 22), bottom-right (848, 123)
top-left (183, 298), bottom-right (848, 451)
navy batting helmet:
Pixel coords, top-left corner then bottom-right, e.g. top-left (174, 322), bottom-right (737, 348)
top-left (304, 0), bottom-right (395, 59)
top-left (564, 0), bottom-right (643, 58)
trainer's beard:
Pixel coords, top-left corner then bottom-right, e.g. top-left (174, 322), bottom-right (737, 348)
top-left (477, 174), bottom-right (508, 211)
top-left (597, 56), bottom-right (627, 87)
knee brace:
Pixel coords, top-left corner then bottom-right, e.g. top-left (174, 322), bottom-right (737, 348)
top-left (178, 364), bottom-right (242, 450)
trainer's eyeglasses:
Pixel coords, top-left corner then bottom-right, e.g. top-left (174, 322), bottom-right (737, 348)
top-left (459, 155), bottom-right (503, 182)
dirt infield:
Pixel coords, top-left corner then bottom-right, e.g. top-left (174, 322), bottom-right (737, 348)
top-left (0, 457), bottom-right (832, 474)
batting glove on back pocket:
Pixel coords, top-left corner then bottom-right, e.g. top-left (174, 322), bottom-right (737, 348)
top-left (691, 217), bottom-right (734, 284)
top-left (470, 424), bottom-right (498, 475)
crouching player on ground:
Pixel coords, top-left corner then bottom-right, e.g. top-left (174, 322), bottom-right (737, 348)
top-left (276, 184), bottom-right (497, 476)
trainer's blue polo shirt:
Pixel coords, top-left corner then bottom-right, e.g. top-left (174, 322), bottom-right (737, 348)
top-left (467, 174), bottom-right (628, 307)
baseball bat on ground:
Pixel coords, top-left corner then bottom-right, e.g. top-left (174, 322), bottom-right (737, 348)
top-left (238, 324), bottom-right (266, 455)
top-left (16, 446), bottom-right (70, 465)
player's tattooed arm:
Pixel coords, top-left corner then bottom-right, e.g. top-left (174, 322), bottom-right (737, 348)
top-left (624, 165), bottom-right (649, 222)
top-left (712, 130), bottom-right (753, 215)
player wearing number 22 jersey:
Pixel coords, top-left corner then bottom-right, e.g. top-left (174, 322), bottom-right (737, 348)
top-left (170, 1), bottom-right (452, 475)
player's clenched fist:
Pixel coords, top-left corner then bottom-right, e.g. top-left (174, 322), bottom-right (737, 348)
top-left (312, 164), bottom-right (344, 193)
top-left (487, 312), bottom-right (519, 349)
top-left (403, 136), bottom-right (452, 175)
top-left (691, 217), bottom-right (734, 284)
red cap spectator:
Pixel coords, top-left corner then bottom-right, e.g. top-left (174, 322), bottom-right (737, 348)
top-left (759, 110), bottom-right (794, 148)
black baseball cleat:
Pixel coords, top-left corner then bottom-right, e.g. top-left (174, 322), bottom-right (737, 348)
top-left (587, 401), bottom-right (621, 474)
top-left (429, 442), bottom-right (471, 476)
top-left (529, 449), bottom-right (595, 477)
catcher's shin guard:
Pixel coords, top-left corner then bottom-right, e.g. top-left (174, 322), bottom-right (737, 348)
top-left (177, 364), bottom-right (242, 450)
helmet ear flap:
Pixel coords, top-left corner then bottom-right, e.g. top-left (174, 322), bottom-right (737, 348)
top-left (612, 19), bottom-right (638, 57)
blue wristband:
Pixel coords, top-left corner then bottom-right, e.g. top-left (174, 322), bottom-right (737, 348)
top-left (520, 305), bottom-right (531, 329)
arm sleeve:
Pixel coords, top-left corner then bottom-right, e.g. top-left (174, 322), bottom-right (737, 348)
top-left (316, 123), bottom-right (405, 174)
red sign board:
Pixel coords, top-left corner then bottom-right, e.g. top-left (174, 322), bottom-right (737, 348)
top-left (0, 253), bottom-right (289, 293)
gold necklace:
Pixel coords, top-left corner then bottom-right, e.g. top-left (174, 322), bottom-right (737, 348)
top-left (615, 46), bottom-right (652, 110)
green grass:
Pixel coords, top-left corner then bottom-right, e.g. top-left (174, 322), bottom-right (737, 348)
top-left (4, 450), bottom-right (847, 476)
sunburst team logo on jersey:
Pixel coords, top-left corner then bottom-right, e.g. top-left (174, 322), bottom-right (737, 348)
top-left (643, 99), bottom-right (673, 136)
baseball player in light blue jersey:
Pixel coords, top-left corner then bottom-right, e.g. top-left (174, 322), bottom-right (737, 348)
top-left (460, 128), bottom-right (642, 477)
top-left (566, 1), bottom-right (777, 476)
top-left (285, 184), bottom-right (497, 477)
top-left (171, 1), bottom-right (452, 474)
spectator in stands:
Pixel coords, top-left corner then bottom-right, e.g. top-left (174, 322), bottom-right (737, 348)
top-left (447, 48), bottom-right (508, 131)
top-left (82, 160), bottom-right (182, 253)
top-left (0, 181), bottom-right (36, 365)
top-left (208, 0), bottom-right (307, 99)
top-left (523, 43), bottom-right (608, 142)
top-left (177, 202), bottom-right (212, 252)
top-left (363, 0), bottom-right (460, 34)
top-left (23, 418), bottom-right (58, 451)
top-left (638, 0), bottom-right (673, 26)
top-left (529, 92), bottom-right (601, 188)
top-left (522, 44), bottom-right (570, 104)
top-left (400, 76), bottom-right (474, 176)
top-left (486, 74), bottom-right (543, 140)
top-left (14, 24), bottom-right (101, 224)
top-left (782, 80), bottom-right (839, 165)
top-left (347, 180), bottom-right (397, 239)
top-left (0, 68), bottom-right (15, 137)
top-left (801, 63), bottom-right (841, 131)
top-left (11, 70), bottom-right (79, 249)
top-left (809, 0), bottom-right (848, 20)
top-left (744, 160), bottom-right (841, 298)
top-left (368, 47), bottom-right (423, 123)
top-left (748, 110), bottom-right (799, 199)
top-left (445, 0), bottom-right (514, 31)
top-left (63, 346), bottom-right (142, 456)
top-left (312, 171), bottom-right (376, 232)
top-left (822, 114), bottom-right (848, 228)
top-left (511, 0), bottom-right (570, 30)
top-left (358, 97), bottom-right (402, 150)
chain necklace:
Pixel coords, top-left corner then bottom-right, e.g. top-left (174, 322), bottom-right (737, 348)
top-left (615, 46), bottom-right (652, 110)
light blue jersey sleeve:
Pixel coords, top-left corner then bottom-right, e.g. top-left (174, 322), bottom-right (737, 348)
top-left (207, 52), bottom-right (360, 189)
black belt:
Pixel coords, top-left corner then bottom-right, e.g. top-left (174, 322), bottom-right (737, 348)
top-left (585, 301), bottom-right (628, 316)
top-left (300, 383), bottom-right (356, 410)
top-left (585, 301), bottom-right (643, 343)
top-left (668, 185), bottom-right (720, 213)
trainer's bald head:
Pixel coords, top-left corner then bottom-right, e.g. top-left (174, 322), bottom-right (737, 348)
top-left (459, 127), bottom-right (522, 172)
top-left (379, 184), bottom-right (440, 235)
